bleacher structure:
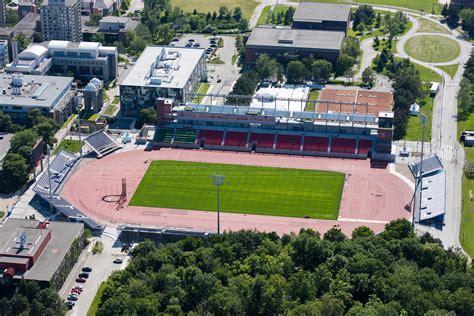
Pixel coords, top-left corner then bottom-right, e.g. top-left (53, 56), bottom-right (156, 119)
top-left (150, 96), bottom-right (395, 161)
top-left (84, 130), bottom-right (121, 158)
top-left (409, 155), bottom-right (445, 223)
top-left (33, 149), bottom-right (103, 231)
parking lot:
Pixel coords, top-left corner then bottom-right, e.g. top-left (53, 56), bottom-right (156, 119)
top-left (59, 228), bottom-right (129, 316)
top-left (171, 34), bottom-right (219, 60)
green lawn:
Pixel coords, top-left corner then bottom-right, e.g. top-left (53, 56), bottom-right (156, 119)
top-left (61, 114), bottom-right (77, 129)
top-left (130, 161), bottom-right (345, 219)
top-left (295, 0), bottom-right (441, 13)
top-left (170, 0), bottom-right (258, 19)
top-left (192, 83), bottom-right (210, 104)
top-left (460, 114), bottom-right (474, 257)
top-left (305, 89), bottom-right (320, 111)
top-left (86, 282), bottom-right (106, 316)
top-left (53, 139), bottom-right (84, 155)
top-left (437, 64), bottom-right (459, 79)
top-left (404, 84), bottom-right (433, 141)
top-left (405, 35), bottom-right (460, 63)
top-left (257, 5), bottom-right (271, 25)
top-left (417, 18), bottom-right (449, 34)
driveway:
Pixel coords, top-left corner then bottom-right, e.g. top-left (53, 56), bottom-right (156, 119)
top-left (60, 228), bottom-right (129, 316)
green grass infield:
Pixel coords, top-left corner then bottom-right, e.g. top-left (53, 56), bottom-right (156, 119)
top-left (129, 160), bottom-right (345, 220)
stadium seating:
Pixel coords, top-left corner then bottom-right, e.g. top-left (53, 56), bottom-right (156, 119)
top-left (174, 129), bottom-right (197, 144)
top-left (358, 140), bottom-right (372, 156)
top-left (331, 138), bottom-right (357, 154)
top-left (249, 133), bottom-right (275, 149)
top-left (224, 131), bottom-right (248, 147)
top-left (198, 130), bottom-right (224, 146)
top-left (154, 128), bottom-right (174, 143)
top-left (276, 134), bottom-right (301, 151)
top-left (303, 136), bottom-right (329, 152)
top-left (34, 149), bottom-right (78, 194)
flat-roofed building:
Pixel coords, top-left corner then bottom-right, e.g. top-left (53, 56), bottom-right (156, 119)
top-left (245, 26), bottom-right (345, 64)
top-left (120, 46), bottom-right (207, 116)
top-left (318, 88), bottom-right (393, 116)
top-left (6, 40), bottom-right (118, 82)
top-left (0, 40), bottom-right (8, 68)
top-left (292, 2), bottom-right (351, 33)
top-left (0, 73), bottom-right (77, 124)
top-left (0, 218), bottom-right (84, 289)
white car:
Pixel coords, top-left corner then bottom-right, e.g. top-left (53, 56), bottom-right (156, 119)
top-left (113, 257), bottom-right (124, 264)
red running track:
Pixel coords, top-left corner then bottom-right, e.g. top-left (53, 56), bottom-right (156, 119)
top-left (63, 149), bottom-right (413, 236)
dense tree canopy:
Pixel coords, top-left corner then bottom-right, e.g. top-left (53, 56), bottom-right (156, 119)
top-left (458, 52), bottom-right (474, 121)
top-left (94, 219), bottom-right (472, 315)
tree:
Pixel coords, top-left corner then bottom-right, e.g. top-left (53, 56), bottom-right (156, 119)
top-left (6, 9), bottom-right (19, 27)
top-left (1, 153), bottom-right (30, 191)
top-left (441, 4), bottom-right (448, 17)
top-left (284, 7), bottom-right (295, 25)
top-left (336, 54), bottom-right (355, 76)
top-left (256, 54), bottom-right (280, 81)
top-left (311, 59), bottom-right (332, 83)
top-left (85, 13), bottom-right (103, 26)
top-left (0, 112), bottom-right (18, 133)
top-left (286, 61), bottom-right (307, 83)
top-left (137, 107), bottom-right (157, 128)
top-left (361, 67), bottom-right (375, 87)
top-left (233, 7), bottom-right (242, 21)
top-left (10, 129), bottom-right (38, 154)
top-left (14, 33), bottom-right (31, 52)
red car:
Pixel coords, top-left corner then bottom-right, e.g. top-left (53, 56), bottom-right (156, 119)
top-left (75, 277), bottom-right (86, 283)
top-left (70, 289), bottom-right (81, 295)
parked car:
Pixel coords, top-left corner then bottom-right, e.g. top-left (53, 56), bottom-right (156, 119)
top-left (210, 39), bottom-right (217, 44)
top-left (67, 294), bottom-right (78, 301)
top-left (71, 289), bottom-right (81, 295)
top-left (193, 43), bottom-right (200, 47)
top-left (78, 272), bottom-right (89, 279)
top-left (65, 301), bottom-right (75, 310)
top-left (188, 38), bottom-right (195, 43)
top-left (217, 79), bottom-right (222, 83)
top-left (185, 43), bottom-right (193, 47)
top-left (210, 44), bottom-right (217, 48)
top-left (76, 277), bottom-right (86, 283)
top-left (172, 38), bottom-right (179, 42)
top-left (73, 285), bottom-right (83, 290)
top-left (82, 267), bottom-right (92, 273)
top-left (113, 257), bottom-right (124, 264)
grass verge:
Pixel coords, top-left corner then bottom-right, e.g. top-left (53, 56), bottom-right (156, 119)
top-left (86, 282), bottom-right (106, 316)
top-left (170, 0), bottom-right (258, 19)
top-left (305, 89), bottom-right (320, 111)
top-left (417, 18), bottom-right (449, 34)
top-left (437, 64), bottom-right (459, 79)
top-left (61, 114), bottom-right (77, 129)
top-left (130, 161), bottom-right (345, 220)
top-left (53, 139), bottom-right (84, 155)
top-left (192, 83), bottom-right (210, 104)
top-left (404, 84), bottom-right (433, 141)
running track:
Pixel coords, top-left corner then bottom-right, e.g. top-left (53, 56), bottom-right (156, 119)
top-left (63, 149), bottom-right (413, 236)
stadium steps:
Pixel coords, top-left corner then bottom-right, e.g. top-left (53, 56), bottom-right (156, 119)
top-left (154, 128), bottom-right (174, 143)
top-left (173, 129), bottom-right (197, 144)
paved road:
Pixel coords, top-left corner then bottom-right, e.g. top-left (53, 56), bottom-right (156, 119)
top-left (126, 0), bottom-right (143, 14)
top-left (393, 13), bottom-right (471, 253)
top-left (355, 37), bottom-right (377, 80)
top-left (60, 228), bottom-right (129, 316)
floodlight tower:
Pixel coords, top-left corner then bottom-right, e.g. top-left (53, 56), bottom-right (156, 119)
top-left (47, 144), bottom-right (53, 216)
top-left (211, 175), bottom-right (225, 235)
top-left (415, 113), bottom-right (427, 227)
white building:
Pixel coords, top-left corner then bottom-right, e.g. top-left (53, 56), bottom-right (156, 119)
top-left (120, 46), bottom-right (207, 116)
top-left (6, 40), bottom-right (118, 82)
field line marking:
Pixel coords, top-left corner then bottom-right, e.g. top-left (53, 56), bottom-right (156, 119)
top-left (337, 217), bottom-right (388, 224)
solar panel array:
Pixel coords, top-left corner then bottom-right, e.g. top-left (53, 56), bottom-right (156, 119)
top-left (34, 149), bottom-right (78, 195)
top-left (33, 149), bottom-right (103, 231)
top-left (409, 155), bottom-right (443, 178)
top-left (84, 130), bottom-right (119, 157)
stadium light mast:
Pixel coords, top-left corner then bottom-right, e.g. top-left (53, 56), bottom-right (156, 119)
top-left (211, 175), bottom-right (225, 235)
top-left (47, 144), bottom-right (53, 216)
top-left (416, 113), bottom-right (427, 227)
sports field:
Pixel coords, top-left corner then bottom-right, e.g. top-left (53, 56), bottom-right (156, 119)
top-left (405, 35), bottom-right (460, 63)
top-left (129, 160), bottom-right (345, 219)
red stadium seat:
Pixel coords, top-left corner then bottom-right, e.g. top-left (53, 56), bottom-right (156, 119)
top-left (276, 134), bottom-right (301, 151)
top-left (249, 133), bottom-right (275, 149)
top-left (358, 140), bottom-right (372, 156)
top-left (198, 130), bottom-right (224, 146)
top-left (331, 138), bottom-right (357, 154)
top-left (303, 136), bottom-right (329, 152)
top-left (224, 131), bottom-right (248, 147)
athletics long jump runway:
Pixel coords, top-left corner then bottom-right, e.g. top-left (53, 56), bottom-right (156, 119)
top-left (63, 148), bottom-right (413, 236)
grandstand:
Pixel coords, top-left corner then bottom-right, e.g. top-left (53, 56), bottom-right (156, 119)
top-left (84, 130), bottom-right (121, 158)
top-left (33, 149), bottom-right (103, 231)
top-left (152, 90), bottom-right (395, 161)
top-left (409, 155), bottom-right (445, 223)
